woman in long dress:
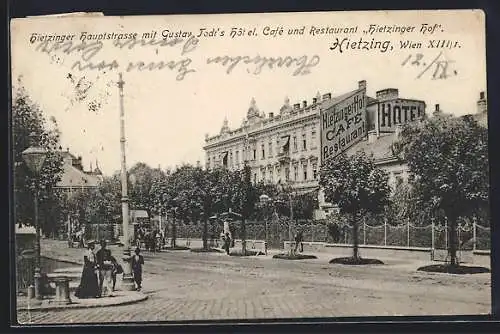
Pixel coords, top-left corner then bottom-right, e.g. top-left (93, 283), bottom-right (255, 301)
top-left (75, 241), bottom-right (99, 299)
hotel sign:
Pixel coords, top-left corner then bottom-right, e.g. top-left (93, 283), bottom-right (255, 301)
top-left (320, 88), bottom-right (367, 163)
top-left (378, 99), bottom-right (426, 132)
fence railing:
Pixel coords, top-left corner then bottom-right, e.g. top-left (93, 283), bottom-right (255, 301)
top-left (163, 219), bottom-right (490, 251)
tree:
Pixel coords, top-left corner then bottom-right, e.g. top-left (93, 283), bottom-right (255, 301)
top-left (394, 114), bottom-right (489, 266)
top-left (320, 151), bottom-right (391, 260)
top-left (291, 191), bottom-right (319, 221)
top-left (228, 164), bottom-right (257, 254)
top-left (12, 81), bottom-right (64, 234)
top-left (129, 163), bottom-right (165, 216)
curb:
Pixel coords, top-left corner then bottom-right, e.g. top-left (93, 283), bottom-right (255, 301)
top-left (17, 292), bottom-right (148, 312)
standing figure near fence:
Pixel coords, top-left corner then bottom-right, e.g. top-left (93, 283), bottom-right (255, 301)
top-left (294, 230), bottom-right (304, 253)
top-left (223, 232), bottom-right (231, 255)
top-left (96, 240), bottom-right (114, 297)
top-left (131, 247), bottom-right (145, 291)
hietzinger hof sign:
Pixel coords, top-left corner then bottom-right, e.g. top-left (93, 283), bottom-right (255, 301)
top-left (321, 88), bottom-right (367, 162)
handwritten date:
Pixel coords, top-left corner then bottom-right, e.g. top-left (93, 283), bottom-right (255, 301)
top-left (401, 52), bottom-right (458, 80)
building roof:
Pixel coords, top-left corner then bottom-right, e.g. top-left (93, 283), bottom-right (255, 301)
top-left (56, 150), bottom-right (102, 188)
top-left (16, 225), bottom-right (36, 234)
top-left (131, 210), bottom-right (149, 219)
top-left (56, 162), bottom-right (101, 188)
top-left (346, 133), bottom-right (398, 162)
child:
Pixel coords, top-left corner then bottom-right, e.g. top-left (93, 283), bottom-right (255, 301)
top-left (131, 247), bottom-right (145, 291)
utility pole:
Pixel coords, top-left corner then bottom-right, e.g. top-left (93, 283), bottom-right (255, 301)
top-left (118, 73), bottom-right (135, 291)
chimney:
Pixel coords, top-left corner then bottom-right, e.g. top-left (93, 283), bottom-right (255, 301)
top-left (322, 93), bottom-right (331, 100)
top-left (293, 103), bottom-right (300, 110)
top-left (367, 130), bottom-right (377, 143)
top-left (477, 91), bottom-right (487, 114)
top-left (269, 112), bottom-right (274, 118)
top-left (358, 80), bottom-right (367, 89)
top-left (434, 104), bottom-right (440, 114)
top-left (303, 100), bottom-right (307, 108)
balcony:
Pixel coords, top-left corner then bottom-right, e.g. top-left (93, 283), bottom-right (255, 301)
top-left (277, 150), bottom-right (290, 164)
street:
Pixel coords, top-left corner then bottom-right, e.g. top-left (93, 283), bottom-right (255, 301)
top-left (17, 249), bottom-right (491, 324)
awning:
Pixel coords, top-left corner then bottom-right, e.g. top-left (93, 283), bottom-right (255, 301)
top-left (280, 135), bottom-right (290, 149)
top-left (221, 151), bottom-right (229, 165)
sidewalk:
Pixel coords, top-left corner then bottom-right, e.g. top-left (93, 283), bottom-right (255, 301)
top-left (17, 239), bottom-right (149, 311)
top-left (17, 290), bottom-right (148, 312)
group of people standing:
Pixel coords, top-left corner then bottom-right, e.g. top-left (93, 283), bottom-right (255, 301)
top-left (135, 227), bottom-right (164, 252)
top-left (75, 240), bottom-right (144, 299)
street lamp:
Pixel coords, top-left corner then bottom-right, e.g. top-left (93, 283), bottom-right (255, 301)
top-left (117, 73), bottom-right (135, 291)
top-left (21, 134), bottom-right (48, 300)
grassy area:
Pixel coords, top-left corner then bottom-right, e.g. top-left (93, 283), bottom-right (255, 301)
top-left (329, 257), bottom-right (384, 265)
top-left (417, 264), bottom-right (490, 274)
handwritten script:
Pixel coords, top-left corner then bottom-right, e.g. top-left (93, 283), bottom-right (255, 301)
top-left (207, 55), bottom-right (320, 76)
top-left (33, 37), bottom-right (321, 80)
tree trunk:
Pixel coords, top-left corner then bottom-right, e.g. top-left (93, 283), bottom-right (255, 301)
top-left (352, 214), bottom-right (360, 260)
top-left (448, 214), bottom-right (459, 267)
top-left (202, 216), bottom-right (208, 250)
top-left (241, 217), bottom-right (247, 255)
top-left (171, 211), bottom-right (177, 248)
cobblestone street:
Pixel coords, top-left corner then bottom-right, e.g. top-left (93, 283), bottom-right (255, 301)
top-left (16, 246), bottom-right (491, 324)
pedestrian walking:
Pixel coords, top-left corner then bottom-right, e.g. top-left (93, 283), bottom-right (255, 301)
top-left (131, 247), bottom-right (144, 291)
top-left (96, 239), bottom-right (114, 297)
top-left (75, 241), bottom-right (99, 299)
top-left (223, 232), bottom-right (231, 255)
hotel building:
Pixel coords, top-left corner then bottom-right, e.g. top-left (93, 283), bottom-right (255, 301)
top-left (203, 80), bottom-right (486, 215)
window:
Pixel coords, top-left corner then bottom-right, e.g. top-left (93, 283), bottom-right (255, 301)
top-left (253, 173), bottom-right (257, 183)
top-left (303, 168), bottom-right (307, 181)
top-left (294, 166), bottom-right (298, 180)
top-left (285, 167), bottom-right (290, 181)
top-left (268, 142), bottom-right (273, 157)
top-left (302, 133), bottom-right (307, 150)
top-left (393, 172), bottom-right (403, 185)
top-left (311, 130), bottom-right (316, 143)
top-left (270, 168), bottom-right (274, 182)
top-left (222, 152), bottom-right (228, 167)
top-left (293, 136), bottom-right (297, 151)
top-left (253, 149), bottom-right (256, 160)
top-left (235, 150), bottom-right (239, 165)
top-left (229, 151), bottom-right (233, 166)
top-left (261, 144), bottom-right (265, 159)
top-left (207, 157), bottom-right (211, 167)
top-left (313, 164), bottom-right (318, 180)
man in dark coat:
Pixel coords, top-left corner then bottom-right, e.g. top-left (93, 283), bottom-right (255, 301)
top-left (131, 247), bottom-right (145, 291)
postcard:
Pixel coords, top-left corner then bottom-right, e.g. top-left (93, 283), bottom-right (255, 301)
top-left (10, 10), bottom-right (489, 325)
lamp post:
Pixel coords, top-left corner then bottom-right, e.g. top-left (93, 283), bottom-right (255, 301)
top-left (117, 73), bottom-right (135, 291)
top-left (22, 134), bottom-right (48, 300)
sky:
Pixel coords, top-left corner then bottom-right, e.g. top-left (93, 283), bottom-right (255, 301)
top-left (11, 10), bottom-right (486, 175)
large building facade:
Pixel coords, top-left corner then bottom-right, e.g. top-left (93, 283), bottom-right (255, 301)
top-left (203, 80), bottom-right (486, 214)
